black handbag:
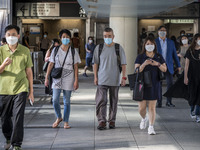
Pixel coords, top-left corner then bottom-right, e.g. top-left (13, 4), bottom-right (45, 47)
top-left (158, 70), bottom-right (165, 80)
top-left (128, 70), bottom-right (143, 90)
top-left (144, 71), bottom-right (152, 87)
top-left (51, 47), bottom-right (69, 79)
top-left (128, 70), bottom-right (151, 90)
top-left (157, 54), bottom-right (165, 80)
top-left (132, 68), bottom-right (144, 101)
top-left (43, 61), bottom-right (49, 72)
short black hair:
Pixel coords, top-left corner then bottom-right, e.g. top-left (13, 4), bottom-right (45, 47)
top-left (180, 30), bottom-right (185, 34)
top-left (25, 31), bottom-right (29, 34)
top-left (158, 25), bottom-right (167, 31)
top-left (5, 25), bottom-right (20, 34)
top-left (52, 38), bottom-right (60, 44)
top-left (44, 32), bottom-right (48, 35)
top-left (73, 32), bottom-right (79, 37)
top-left (59, 29), bottom-right (71, 38)
top-left (88, 36), bottom-right (93, 40)
top-left (104, 27), bottom-right (113, 33)
top-left (1, 37), bottom-right (6, 43)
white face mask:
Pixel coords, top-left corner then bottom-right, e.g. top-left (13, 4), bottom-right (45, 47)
top-left (158, 31), bottom-right (166, 38)
top-left (6, 36), bottom-right (18, 45)
top-left (197, 40), bottom-right (200, 46)
top-left (182, 39), bottom-right (188, 45)
top-left (89, 40), bottom-right (93, 44)
top-left (145, 44), bottom-right (155, 52)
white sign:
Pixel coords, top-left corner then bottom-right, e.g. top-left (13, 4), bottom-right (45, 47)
top-left (30, 27), bottom-right (40, 34)
top-left (16, 3), bottom-right (30, 16)
top-left (148, 26), bottom-right (155, 32)
top-left (31, 3), bottom-right (59, 16)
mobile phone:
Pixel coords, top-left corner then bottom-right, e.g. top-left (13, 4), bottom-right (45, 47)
top-left (29, 99), bottom-right (33, 106)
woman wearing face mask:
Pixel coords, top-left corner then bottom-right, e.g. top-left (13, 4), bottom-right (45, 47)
top-left (184, 33), bottom-right (200, 123)
top-left (177, 35), bottom-right (190, 72)
top-left (45, 29), bottom-right (81, 129)
top-left (135, 36), bottom-right (167, 135)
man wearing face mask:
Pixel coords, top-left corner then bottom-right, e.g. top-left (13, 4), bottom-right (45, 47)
top-left (40, 31), bottom-right (51, 60)
top-left (93, 27), bottom-right (127, 130)
top-left (0, 25), bottom-right (34, 150)
top-left (155, 25), bottom-right (181, 108)
top-left (83, 36), bottom-right (96, 77)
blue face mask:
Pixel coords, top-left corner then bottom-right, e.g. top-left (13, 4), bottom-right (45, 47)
top-left (62, 38), bottom-right (70, 45)
top-left (104, 38), bottom-right (113, 45)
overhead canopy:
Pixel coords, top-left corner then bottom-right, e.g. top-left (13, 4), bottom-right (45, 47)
top-left (77, 0), bottom-right (197, 18)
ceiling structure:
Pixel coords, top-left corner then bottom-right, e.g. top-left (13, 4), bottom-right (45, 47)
top-left (77, 0), bottom-right (197, 18)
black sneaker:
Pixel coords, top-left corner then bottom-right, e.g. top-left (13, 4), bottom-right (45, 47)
top-left (83, 73), bottom-right (88, 77)
top-left (109, 122), bottom-right (115, 129)
top-left (97, 122), bottom-right (106, 130)
top-left (156, 104), bottom-right (162, 108)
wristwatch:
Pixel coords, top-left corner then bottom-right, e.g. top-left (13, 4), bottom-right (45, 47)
top-left (122, 77), bottom-right (127, 80)
top-left (157, 63), bottom-right (161, 67)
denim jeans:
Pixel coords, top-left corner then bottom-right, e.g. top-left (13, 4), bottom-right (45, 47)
top-left (52, 89), bottom-right (72, 122)
top-left (191, 105), bottom-right (200, 116)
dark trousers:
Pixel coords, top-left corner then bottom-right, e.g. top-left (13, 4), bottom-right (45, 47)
top-left (41, 48), bottom-right (47, 60)
top-left (0, 92), bottom-right (27, 147)
top-left (95, 85), bottom-right (119, 123)
top-left (158, 71), bottom-right (173, 105)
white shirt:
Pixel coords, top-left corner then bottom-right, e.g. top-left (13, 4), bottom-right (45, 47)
top-left (49, 47), bottom-right (81, 91)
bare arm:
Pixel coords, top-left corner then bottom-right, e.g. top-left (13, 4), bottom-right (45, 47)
top-left (44, 62), bottom-right (54, 87)
top-left (74, 63), bottom-right (79, 90)
top-left (121, 64), bottom-right (126, 86)
top-left (184, 58), bottom-right (189, 85)
top-left (26, 67), bottom-right (34, 103)
top-left (93, 63), bottom-right (98, 85)
top-left (45, 50), bottom-right (51, 62)
top-left (25, 40), bottom-right (30, 49)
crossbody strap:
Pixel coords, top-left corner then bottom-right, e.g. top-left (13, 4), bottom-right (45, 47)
top-left (61, 46), bottom-right (70, 68)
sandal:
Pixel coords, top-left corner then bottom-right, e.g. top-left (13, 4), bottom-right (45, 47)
top-left (64, 123), bottom-right (71, 129)
top-left (52, 118), bottom-right (63, 128)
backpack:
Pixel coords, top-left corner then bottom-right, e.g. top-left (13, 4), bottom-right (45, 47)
top-left (54, 46), bottom-right (75, 69)
top-left (98, 43), bottom-right (122, 73)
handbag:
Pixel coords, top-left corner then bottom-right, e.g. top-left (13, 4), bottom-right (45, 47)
top-left (157, 54), bottom-right (165, 81)
top-left (158, 70), bottom-right (165, 80)
top-left (128, 70), bottom-right (143, 90)
top-left (51, 46), bottom-right (69, 79)
top-left (144, 71), bottom-right (152, 87)
top-left (132, 68), bottom-right (144, 101)
top-left (128, 70), bottom-right (151, 90)
top-left (43, 61), bottom-right (49, 72)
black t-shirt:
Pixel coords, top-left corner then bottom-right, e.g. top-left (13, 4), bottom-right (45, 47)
top-left (22, 35), bottom-right (29, 46)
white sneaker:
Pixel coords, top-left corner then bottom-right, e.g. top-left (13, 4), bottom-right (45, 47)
top-left (190, 111), bottom-right (196, 119)
top-left (196, 116), bottom-right (200, 123)
top-left (140, 117), bottom-right (148, 130)
top-left (148, 126), bottom-right (156, 135)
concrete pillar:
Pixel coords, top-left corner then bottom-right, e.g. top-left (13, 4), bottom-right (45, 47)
top-left (194, 19), bottom-right (199, 35)
top-left (86, 18), bottom-right (90, 42)
top-left (110, 17), bottom-right (138, 78)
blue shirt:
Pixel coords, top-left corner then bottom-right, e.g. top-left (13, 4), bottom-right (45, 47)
top-left (85, 43), bottom-right (96, 58)
top-left (159, 37), bottom-right (167, 61)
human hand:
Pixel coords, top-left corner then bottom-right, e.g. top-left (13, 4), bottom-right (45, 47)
top-left (3, 57), bottom-right (12, 66)
top-left (74, 80), bottom-right (79, 90)
top-left (184, 77), bottom-right (188, 85)
top-left (45, 78), bottom-right (49, 87)
top-left (94, 77), bottom-right (98, 85)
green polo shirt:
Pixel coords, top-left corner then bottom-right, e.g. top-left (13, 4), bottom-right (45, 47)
top-left (0, 44), bottom-right (33, 95)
